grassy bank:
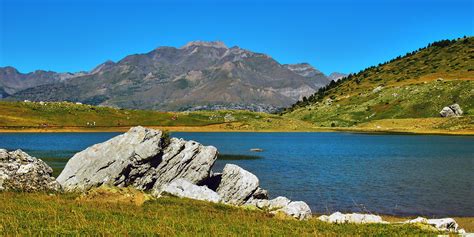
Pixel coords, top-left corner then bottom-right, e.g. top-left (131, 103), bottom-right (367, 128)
top-left (0, 101), bottom-right (473, 134)
top-left (0, 192), bottom-right (441, 236)
top-left (0, 101), bottom-right (317, 132)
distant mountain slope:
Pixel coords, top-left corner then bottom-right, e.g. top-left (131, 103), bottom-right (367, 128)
top-left (283, 63), bottom-right (330, 86)
top-left (328, 72), bottom-right (347, 81)
top-left (0, 66), bottom-right (86, 95)
top-left (285, 37), bottom-right (474, 127)
top-left (4, 41), bottom-right (331, 112)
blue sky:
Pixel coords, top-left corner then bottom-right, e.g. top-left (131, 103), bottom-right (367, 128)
top-left (0, 0), bottom-right (472, 75)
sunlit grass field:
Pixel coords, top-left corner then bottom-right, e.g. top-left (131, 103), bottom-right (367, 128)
top-left (0, 192), bottom-right (440, 236)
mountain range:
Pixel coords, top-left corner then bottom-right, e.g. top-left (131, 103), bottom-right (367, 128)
top-left (0, 41), bottom-right (343, 112)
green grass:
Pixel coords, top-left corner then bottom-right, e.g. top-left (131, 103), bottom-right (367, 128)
top-left (0, 101), bottom-right (315, 131)
top-left (0, 192), bottom-right (438, 236)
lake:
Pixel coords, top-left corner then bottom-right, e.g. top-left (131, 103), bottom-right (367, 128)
top-left (0, 132), bottom-right (473, 217)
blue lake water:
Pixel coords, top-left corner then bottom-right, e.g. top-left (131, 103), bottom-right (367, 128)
top-left (0, 132), bottom-right (473, 216)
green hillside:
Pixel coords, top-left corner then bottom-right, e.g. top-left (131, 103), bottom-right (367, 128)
top-left (0, 101), bottom-right (315, 131)
top-left (284, 37), bottom-right (474, 129)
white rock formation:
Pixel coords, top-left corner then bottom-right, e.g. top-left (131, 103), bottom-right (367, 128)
top-left (161, 179), bottom-right (221, 203)
top-left (404, 217), bottom-right (461, 233)
top-left (216, 164), bottom-right (259, 205)
top-left (318, 212), bottom-right (387, 224)
top-left (57, 126), bottom-right (217, 192)
top-left (0, 149), bottom-right (60, 192)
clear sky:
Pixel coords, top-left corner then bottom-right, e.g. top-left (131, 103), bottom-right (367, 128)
top-left (0, 0), bottom-right (472, 75)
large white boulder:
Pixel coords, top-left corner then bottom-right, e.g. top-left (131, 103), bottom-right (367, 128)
top-left (57, 126), bottom-right (217, 192)
top-left (216, 164), bottom-right (259, 205)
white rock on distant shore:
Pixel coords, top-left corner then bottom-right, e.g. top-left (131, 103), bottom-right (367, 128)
top-left (440, 103), bottom-right (463, 117)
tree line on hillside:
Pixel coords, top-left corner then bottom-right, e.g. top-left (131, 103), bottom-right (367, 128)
top-left (281, 36), bottom-right (471, 114)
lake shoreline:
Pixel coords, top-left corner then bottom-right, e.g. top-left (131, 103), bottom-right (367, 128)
top-left (0, 125), bottom-right (473, 136)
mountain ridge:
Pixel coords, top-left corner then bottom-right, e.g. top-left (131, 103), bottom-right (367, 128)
top-left (1, 41), bottom-right (332, 112)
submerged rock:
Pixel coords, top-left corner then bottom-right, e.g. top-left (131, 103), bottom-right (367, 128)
top-left (160, 178), bottom-right (221, 203)
top-left (57, 126), bottom-right (217, 192)
top-left (0, 149), bottom-right (60, 192)
top-left (318, 212), bottom-right (387, 224)
top-left (216, 164), bottom-right (259, 205)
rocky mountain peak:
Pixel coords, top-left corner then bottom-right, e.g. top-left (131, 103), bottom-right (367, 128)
top-left (90, 60), bottom-right (116, 74)
top-left (283, 63), bottom-right (323, 78)
top-left (0, 66), bottom-right (20, 75)
top-left (182, 41), bottom-right (228, 49)
top-left (328, 72), bottom-right (348, 81)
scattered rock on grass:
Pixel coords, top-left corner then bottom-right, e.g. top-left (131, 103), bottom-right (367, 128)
top-left (0, 149), bottom-right (60, 192)
top-left (160, 178), bottom-right (221, 203)
top-left (317, 212), bottom-right (387, 224)
top-left (440, 103), bottom-right (463, 117)
top-left (404, 217), bottom-right (462, 233)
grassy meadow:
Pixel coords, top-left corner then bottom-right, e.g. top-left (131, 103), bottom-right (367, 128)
top-left (0, 191), bottom-right (442, 236)
top-left (0, 101), bottom-right (316, 132)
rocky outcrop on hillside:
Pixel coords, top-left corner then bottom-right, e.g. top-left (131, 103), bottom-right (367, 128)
top-left (54, 126), bottom-right (312, 220)
top-left (0, 149), bottom-right (60, 192)
top-left (440, 103), bottom-right (463, 117)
